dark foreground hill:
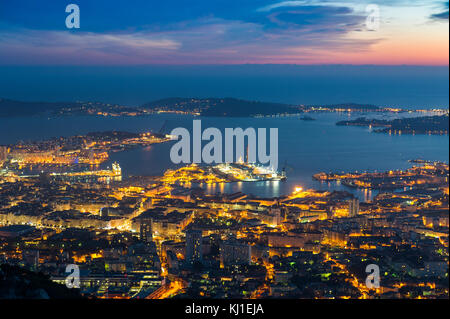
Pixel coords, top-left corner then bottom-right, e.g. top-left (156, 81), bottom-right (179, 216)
top-left (0, 264), bottom-right (83, 299)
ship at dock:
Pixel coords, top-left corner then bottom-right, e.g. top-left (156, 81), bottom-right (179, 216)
top-left (213, 161), bottom-right (286, 182)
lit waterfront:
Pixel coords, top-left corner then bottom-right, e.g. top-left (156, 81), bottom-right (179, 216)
top-left (1, 112), bottom-right (447, 201)
top-left (1, 110), bottom-right (448, 300)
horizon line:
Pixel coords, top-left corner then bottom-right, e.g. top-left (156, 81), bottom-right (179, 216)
top-left (0, 63), bottom-right (449, 68)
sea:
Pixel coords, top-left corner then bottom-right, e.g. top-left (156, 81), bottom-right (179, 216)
top-left (0, 111), bottom-right (448, 202)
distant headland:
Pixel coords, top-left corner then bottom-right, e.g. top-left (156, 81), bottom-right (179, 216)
top-left (1, 97), bottom-right (448, 118)
top-left (336, 115), bottom-right (449, 135)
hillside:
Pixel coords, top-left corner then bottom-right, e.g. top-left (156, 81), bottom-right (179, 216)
top-left (0, 98), bottom-right (80, 117)
top-left (1, 97), bottom-right (387, 118)
top-left (337, 114), bottom-right (449, 134)
top-left (0, 98), bottom-right (137, 117)
top-left (0, 264), bottom-right (83, 299)
top-left (142, 97), bottom-right (299, 117)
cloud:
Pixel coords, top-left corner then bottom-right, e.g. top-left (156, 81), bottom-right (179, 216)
top-left (257, 1), bottom-right (312, 12)
top-left (0, 27), bottom-right (183, 65)
top-left (0, 1), bottom-right (374, 65)
top-left (431, 11), bottom-right (449, 19)
top-left (0, 0), bottom-right (447, 65)
top-left (430, 1), bottom-right (449, 20)
top-left (1, 28), bottom-right (180, 50)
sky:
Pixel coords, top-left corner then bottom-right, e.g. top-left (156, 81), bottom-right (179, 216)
top-left (0, 0), bottom-right (448, 65)
top-left (0, 1), bottom-right (448, 107)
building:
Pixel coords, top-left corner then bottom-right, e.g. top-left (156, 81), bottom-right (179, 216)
top-left (0, 146), bottom-right (7, 164)
top-left (140, 220), bottom-right (152, 243)
top-left (348, 198), bottom-right (359, 217)
top-left (267, 234), bottom-right (305, 248)
top-left (269, 208), bottom-right (282, 226)
top-left (132, 208), bottom-right (193, 238)
top-left (185, 229), bottom-right (203, 263)
top-left (220, 240), bottom-right (251, 267)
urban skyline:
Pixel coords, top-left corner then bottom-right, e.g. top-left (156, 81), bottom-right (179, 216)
top-left (0, 0), bottom-right (448, 305)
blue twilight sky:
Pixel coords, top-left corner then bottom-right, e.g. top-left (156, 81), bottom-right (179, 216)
top-left (0, 1), bottom-right (448, 107)
top-left (0, 0), bottom-right (448, 64)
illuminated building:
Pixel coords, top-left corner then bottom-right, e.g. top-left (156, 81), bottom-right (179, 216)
top-left (0, 146), bottom-right (7, 164)
top-left (185, 229), bottom-right (203, 263)
top-left (348, 198), bottom-right (360, 217)
top-left (140, 220), bottom-right (153, 243)
top-left (220, 239), bottom-right (251, 267)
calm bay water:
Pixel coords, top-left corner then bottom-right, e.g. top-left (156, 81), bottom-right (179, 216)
top-left (0, 113), bottom-right (448, 201)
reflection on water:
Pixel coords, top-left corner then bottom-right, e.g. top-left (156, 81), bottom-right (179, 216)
top-left (196, 179), bottom-right (377, 202)
top-left (0, 112), bottom-right (448, 202)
